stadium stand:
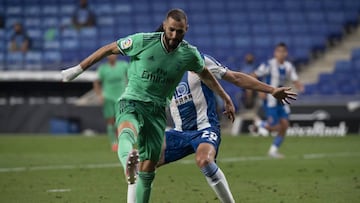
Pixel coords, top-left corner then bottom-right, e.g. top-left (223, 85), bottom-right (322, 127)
top-left (303, 48), bottom-right (360, 95)
top-left (0, 0), bottom-right (360, 98)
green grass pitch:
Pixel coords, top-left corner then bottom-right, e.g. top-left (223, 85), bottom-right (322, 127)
top-left (0, 135), bottom-right (359, 202)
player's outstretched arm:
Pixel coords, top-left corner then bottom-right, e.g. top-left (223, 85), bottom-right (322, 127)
top-left (61, 42), bottom-right (121, 82)
top-left (198, 67), bottom-right (235, 122)
top-left (223, 70), bottom-right (297, 104)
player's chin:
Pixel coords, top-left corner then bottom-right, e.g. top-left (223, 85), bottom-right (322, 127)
top-left (169, 40), bottom-right (180, 48)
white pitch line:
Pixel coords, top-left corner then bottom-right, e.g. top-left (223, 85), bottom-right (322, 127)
top-left (47, 188), bottom-right (71, 193)
top-left (0, 152), bottom-right (359, 173)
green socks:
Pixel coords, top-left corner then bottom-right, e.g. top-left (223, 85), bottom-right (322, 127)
top-left (106, 124), bottom-right (117, 144)
top-left (136, 171), bottom-right (155, 203)
top-left (117, 128), bottom-right (136, 169)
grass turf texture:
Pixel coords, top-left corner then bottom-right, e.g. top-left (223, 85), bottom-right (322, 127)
top-left (0, 135), bottom-right (359, 203)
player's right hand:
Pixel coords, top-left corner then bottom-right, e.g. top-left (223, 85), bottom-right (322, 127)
top-left (272, 87), bottom-right (297, 105)
top-left (223, 97), bottom-right (235, 123)
top-left (61, 65), bottom-right (83, 82)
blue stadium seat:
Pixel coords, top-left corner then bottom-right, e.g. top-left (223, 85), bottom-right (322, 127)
top-left (270, 24), bottom-right (289, 35)
top-left (61, 38), bottom-right (79, 51)
top-left (43, 40), bottom-right (60, 50)
top-left (252, 24), bottom-right (270, 34)
top-left (351, 49), bottom-right (360, 60)
top-left (42, 5), bottom-right (59, 16)
top-left (60, 16), bottom-right (73, 27)
top-left (6, 52), bottom-right (24, 70)
top-left (228, 13), bottom-right (249, 23)
top-left (60, 5), bottom-right (75, 15)
top-left (317, 82), bottom-right (337, 95)
top-left (24, 51), bottom-right (42, 70)
top-left (335, 60), bottom-right (352, 70)
top-left (246, 1), bottom-right (265, 11)
top-left (338, 83), bottom-right (357, 95)
top-left (249, 13), bottom-right (267, 23)
top-left (0, 52), bottom-right (5, 70)
top-left (306, 12), bottom-right (326, 23)
top-left (6, 6), bottom-right (22, 17)
top-left (234, 36), bottom-right (252, 48)
top-left (268, 13), bottom-right (287, 23)
top-left (323, 1), bottom-right (343, 11)
top-left (25, 6), bottom-right (41, 17)
top-left (287, 12), bottom-right (306, 23)
top-left (303, 0), bottom-right (323, 11)
top-left (93, 4), bottom-right (113, 15)
top-left (226, 1), bottom-right (246, 11)
top-left (292, 35), bottom-right (313, 49)
top-left (303, 84), bottom-right (317, 95)
top-left (61, 28), bottom-right (79, 38)
top-left (43, 17), bottom-right (60, 29)
top-left (284, 0), bottom-right (303, 11)
top-left (326, 11), bottom-right (346, 25)
top-left (24, 18), bottom-right (42, 28)
top-left (209, 13), bottom-right (227, 23)
top-left (290, 24), bottom-right (309, 34)
top-left (253, 36), bottom-right (272, 48)
top-left (98, 16), bottom-right (115, 26)
top-left (231, 24), bottom-right (251, 35)
top-left (43, 51), bottom-right (62, 69)
top-left (27, 29), bottom-right (43, 50)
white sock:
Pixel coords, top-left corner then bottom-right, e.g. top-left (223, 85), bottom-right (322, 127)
top-left (269, 145), bottom-right (278, 154)
top-left (127, 183), bottom-right (136, 203)
top-left (205, 168), bottom-right (235, 203)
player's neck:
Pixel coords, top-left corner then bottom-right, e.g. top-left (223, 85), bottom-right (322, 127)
top-left (276, 59), bottom-right (285, 64)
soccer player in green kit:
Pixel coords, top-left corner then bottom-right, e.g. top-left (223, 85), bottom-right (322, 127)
top-left (93, 54), bottom-right (129, 152)
top-left (61, 9), bottom-right (235, 203)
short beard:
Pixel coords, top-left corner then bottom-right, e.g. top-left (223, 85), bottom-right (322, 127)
top-left (164, 32), bottom-right (180, 49)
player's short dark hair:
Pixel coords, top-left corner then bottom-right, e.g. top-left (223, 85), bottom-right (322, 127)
top-left (166, 9), bottom-right (187, 23)
top-left (276, 42), bottom-right (288, 49)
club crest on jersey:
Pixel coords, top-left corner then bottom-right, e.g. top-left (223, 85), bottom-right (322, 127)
top-left (120, 38), bottom-right (133, 50)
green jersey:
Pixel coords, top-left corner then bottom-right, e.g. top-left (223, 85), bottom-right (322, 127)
top-left (116, 32), bottom-right (204, 106)
top-left (97, 61), bottom-right (129, 101)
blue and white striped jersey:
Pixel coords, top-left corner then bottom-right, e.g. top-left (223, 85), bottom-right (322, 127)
top-left (169, 54), bottom-right (227, 131)
top-left (255, 58), bottom-right (298, 107)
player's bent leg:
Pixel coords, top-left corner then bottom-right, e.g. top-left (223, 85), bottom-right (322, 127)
top-left (268, 118), bottom-right (288, 159)
top-left (156, 136), bottom-right (167, 167)
top-left (117, 121), bottom-right (139, 203)
top-left (196, 143), bottom-right (235, 203)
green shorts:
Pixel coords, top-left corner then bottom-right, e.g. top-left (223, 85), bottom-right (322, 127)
top-left (116, 99), bottom-right (166, 163)
top-left (103, 98), bottom-right (116, 119)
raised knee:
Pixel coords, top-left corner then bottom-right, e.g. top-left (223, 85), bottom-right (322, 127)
top-left (196, 155), bottom-right (211, 168)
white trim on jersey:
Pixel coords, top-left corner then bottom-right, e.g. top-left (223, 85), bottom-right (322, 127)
top-left (188, 72), bottom-right (212, 130)
top-left (204, 54), bottom-right (228, 79)
top-left (170, 54), bottom-right (228, 131)
top-left (170, 100), bottom-right (183, 131)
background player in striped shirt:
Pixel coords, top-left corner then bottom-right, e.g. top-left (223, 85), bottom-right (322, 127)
top-left (251, 43), bottom-right (304, 158)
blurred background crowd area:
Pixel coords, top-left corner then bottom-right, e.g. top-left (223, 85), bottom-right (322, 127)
top-left (0, 0), bottom-right (360, 134)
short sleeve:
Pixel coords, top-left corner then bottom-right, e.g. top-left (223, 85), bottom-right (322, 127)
top-left (116, 33), bottom-right (144, 57)
top-left (289, 64), bottom-right (299, 81)
top-left (254, 63), bottom-right (269, 77)
top-left (204, 54), bottom-right (227, 79)
top-left (188, 49), bottom-right (205, 73)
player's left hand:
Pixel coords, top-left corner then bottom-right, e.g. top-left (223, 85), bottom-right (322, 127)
top-left (223, 98), bottom-right (235, 123)
top-left (272, 87), bottom-right (297, 105)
